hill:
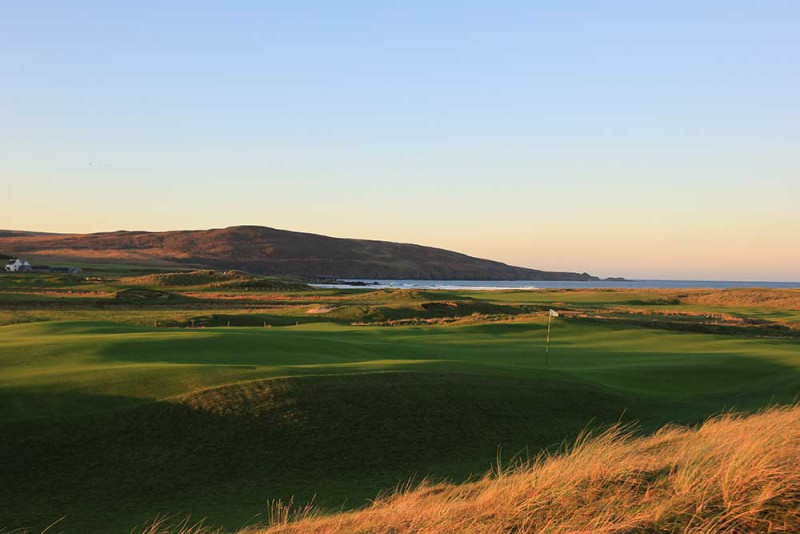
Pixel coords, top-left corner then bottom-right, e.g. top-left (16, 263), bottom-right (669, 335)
top-left (0, 226), bottom-right (599, 280)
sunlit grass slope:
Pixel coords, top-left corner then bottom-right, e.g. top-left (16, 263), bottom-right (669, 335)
top-left (1, 319), bottom-right (799, 532)
top-left (246, 404), bottom-right (800, 534)
top-left (2, 320), bottom-right (799, 422)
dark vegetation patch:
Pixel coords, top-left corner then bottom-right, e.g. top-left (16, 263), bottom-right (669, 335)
top-left (121, 270), bottom-right (309, 291)
top-left (421, 301), bottom-right (459, 310)
top-left (350, 289), bottom-right (470, 302)
top-left (324, 300), bottom-right (526, 325)
top-left (115, 288), bottom-right (171, 300)
top-left (0, 273), bottom-right (85, 289)
top-left (179, 313), bottom-right (312, 328)
top-left (626, 297), bottom-right (682, 305)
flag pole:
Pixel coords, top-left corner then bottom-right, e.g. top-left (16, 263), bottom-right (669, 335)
top-left (545, 312), bottom-right (552, 365)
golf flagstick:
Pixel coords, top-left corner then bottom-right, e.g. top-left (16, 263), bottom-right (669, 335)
top-left (546, 309), bottom-right (558, 365)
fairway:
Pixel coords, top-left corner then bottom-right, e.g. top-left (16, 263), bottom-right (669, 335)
top-left (2, 320), bottom-right (800, 422)
top-left (2, 313), bottom-right (799, 532)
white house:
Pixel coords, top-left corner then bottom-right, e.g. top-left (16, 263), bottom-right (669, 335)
top-left (4, 259), bottom-right (31, 272)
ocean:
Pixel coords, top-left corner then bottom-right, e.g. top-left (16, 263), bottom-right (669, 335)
top-left (312, 279), bottom-right (800, 290)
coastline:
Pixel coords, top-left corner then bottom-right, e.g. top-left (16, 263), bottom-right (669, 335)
top-left (311, 279), bottom-right (800, 290)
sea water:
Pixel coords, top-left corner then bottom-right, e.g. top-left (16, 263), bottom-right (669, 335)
top-left (312, 279), bottom-right (800, 290)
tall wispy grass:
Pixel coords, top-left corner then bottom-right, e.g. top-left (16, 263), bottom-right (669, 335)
top-left (138, 404), bottom-right (800, 534)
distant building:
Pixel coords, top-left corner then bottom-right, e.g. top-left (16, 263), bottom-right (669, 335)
top-left (4, 259), bottom-right (32, 272)
top-left (3, 259), bottom-right (80, 274)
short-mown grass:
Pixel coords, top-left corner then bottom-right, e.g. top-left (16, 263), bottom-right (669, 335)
top-left (2, 316), bottom-right (799, 532)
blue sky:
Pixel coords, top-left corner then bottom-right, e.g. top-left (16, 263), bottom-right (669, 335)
top-left (2, 1), bottom-right (798, 280)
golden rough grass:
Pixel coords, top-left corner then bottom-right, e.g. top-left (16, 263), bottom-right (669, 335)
top-left (141, 405), bottom-right (800, 534)
top-left (680, 289), bottom-right (800, 310)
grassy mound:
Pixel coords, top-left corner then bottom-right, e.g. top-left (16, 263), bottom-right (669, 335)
top-left (121, 270), bottom-right (309, 290)
top-left (317, 299), bottom-right (526, 324)
top-left (138, 405), bottom-right (800, 534)
top-left (253, 404), bottom-right (800, 534)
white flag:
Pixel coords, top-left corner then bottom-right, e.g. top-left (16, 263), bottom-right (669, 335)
top-left (550, 309), bottom-right (559, 317)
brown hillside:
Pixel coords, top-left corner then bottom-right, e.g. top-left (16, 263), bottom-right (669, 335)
top-left (0, 226), bottom-right (599, 280)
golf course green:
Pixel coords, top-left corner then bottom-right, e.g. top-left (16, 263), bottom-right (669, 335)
top-left (2, 305), bottom-right (799, 532)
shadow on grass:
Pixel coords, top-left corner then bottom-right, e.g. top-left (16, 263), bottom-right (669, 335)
top-left (0, 372), bottom-right (645, 533)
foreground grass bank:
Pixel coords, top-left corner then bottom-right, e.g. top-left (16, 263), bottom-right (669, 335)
top-left (201, 404), bottom-right (798, 534)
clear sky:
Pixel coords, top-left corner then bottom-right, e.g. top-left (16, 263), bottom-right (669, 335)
top-left (2, 1), bottom-right (798, 280)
